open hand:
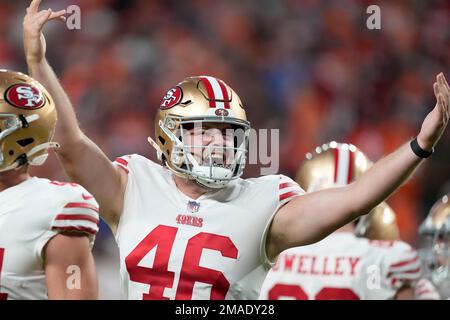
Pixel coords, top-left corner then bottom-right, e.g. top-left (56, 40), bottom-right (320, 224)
top-left (417, 73), bottom-right (450, 151)
top-left (23, 0), bottom-right (66, 65)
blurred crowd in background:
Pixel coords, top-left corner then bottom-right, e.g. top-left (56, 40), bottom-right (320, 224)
top-left (0, 0), bottom-right (449, 298)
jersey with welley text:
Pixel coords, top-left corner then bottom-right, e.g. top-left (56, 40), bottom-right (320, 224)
top-left (113, 154), bottom-right (304, 300)
top-left (259, 232), bottom-right (421, 300)
top-left (0, 177), bottom-right (99, 300)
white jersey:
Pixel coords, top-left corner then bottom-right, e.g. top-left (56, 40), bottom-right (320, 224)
top-left (113, 154), bottom-right (304, 300)
top-left (259, 233), bottom-right (420, 300)
top-left (0, 177), bottom-right (99, 300)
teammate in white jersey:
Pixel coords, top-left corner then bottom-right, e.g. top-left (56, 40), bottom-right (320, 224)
top-left (23, 0), bottom-right (450, 300)
top-left (259, 142), bottom-right (420, 300)
top-left (0, 70), bottom-right (99, 299)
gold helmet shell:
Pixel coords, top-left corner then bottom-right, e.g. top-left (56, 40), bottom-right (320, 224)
top-left (354, 202), bottom-right (400, 240)
top-left (419, 194), bottom-right (450, 236)
top-left (149, 76), bottom-right (250, 188)
top-left (0, 70), bottom-right (58, 172)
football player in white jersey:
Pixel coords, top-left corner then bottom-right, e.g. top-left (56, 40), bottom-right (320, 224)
top-left (259, 142), bottom-right (420, 300)
top-left (0, 70), bottom-right (99, 299)
top-left (417, 194), bottom-right (450, 299)
top-left (22, 0), bottom-right (450, 300)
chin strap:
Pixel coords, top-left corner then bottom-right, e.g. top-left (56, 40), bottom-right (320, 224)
top-left (0, 160), bottom-right (20, 173)
top-left (27, 142), bottom-right (60, 166)
top-left (184, 151), bottom-right (233, 189)
top-left (0, 113), bottom-right (60, 172)
top-left (0, 142), bottom-right (60, 173)
top-left (147, 137), bottom-right (163, 160)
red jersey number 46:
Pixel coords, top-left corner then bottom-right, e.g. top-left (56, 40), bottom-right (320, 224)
top-left (125, 225), bottom-right (238, 300)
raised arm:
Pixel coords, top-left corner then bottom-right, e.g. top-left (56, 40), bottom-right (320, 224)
top-left (267, 73), bottom-right (450, 260)
top-left (23, 0), bottom-right (126, 230)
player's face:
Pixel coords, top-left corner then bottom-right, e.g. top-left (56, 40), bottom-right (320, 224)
top-left (182, 122), bottom-right (235, 166)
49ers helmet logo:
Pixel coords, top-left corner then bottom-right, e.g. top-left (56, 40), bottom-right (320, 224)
top-left (215, 108), bottom-right (229, 116)
top-left (160, 86), bottom-right (183, 110)
top-left (5, 84), bottom-right (45, 109)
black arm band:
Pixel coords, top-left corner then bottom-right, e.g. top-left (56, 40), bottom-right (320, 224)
top-left (410, 138), bottom-right (433, 158)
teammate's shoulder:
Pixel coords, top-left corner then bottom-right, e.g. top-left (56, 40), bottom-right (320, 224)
top-left (47, 182), bottom-right (100, 239)
top-left (366, 239), bottom-right (418, 269)
top-left (390, 239), bottom-right (414, 251)
top-left (366, 239), bottom-right (413, 252)
top-left (35, 177), bottom-right (80, 193)
top-left (381, 240), bottom-right (420, 288)
top-left (46, 180), bottom-right (98, 204)
top-left (46, 178), bottom-right (85, 191)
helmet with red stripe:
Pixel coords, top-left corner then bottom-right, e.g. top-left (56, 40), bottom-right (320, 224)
top-left (149, 76), bottom-right (250, 188)
top-left (418, 194), bottom-right (450, 298)
top-left (295, 141), bottom-right (372, 192)
top-left (296, 141), bottom-right (400, 240)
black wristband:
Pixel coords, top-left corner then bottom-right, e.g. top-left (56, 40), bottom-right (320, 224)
top-left (410, 138), bottom-right (433, 158)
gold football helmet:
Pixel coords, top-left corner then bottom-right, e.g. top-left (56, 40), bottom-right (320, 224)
top-left (296, 141), bottom-right (372, 191)
top-left (0, 69), bottom-right (58, 172)
top-left (148, 76), bottom-right (250, 189)
top-left (297, 141), bottom-right (400, 240)
top-left (418, 194), bottom-right (450, 298)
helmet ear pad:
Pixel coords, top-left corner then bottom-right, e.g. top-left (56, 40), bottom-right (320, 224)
top-left (0, 70), bottom-right (58, 172)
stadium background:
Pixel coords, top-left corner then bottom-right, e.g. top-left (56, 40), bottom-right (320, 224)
top-left (0, 0), bottom-right (449, 298)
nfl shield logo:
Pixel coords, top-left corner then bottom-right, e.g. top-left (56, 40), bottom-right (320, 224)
top-left (187, 201), bottom-right (200, 213)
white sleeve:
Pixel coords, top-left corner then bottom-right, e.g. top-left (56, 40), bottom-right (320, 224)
top-left (34, 186), bottom-right (100, 261)
top-left (414, 278), bottom-right (441, 300)
top-left (381, 241), bottom-right (421, 293)
top-left (278, 174), bottom-right (305, 207)
top-left (260, 175), bottom-right (305, 268)
top-left (50, 196), bottom-right (100, 242)
top-left (359, 240), bottom-right (421, 299)
top-left (112, 154), bottom-right (134, 174)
